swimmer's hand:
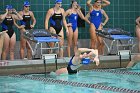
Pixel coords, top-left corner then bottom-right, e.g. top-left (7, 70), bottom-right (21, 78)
top-left (5, 9), bottom-right (8, 13)
top-left (66, 29), bottom-right (69, 37)
top-left (30, 25), bottom-right (35, 29)
top-left (18, 25), bottom-right (25, 30)
top-left (101, 23), bottom-right (105, 26)
top-left (94, 56), bottom-right (100, 66)
top-left (0, 30), bottom-right (7, 35)
top-left (67, 23), bottom-right (72, 27)
top-left (76, 5), bottom-right (81, 10)
top-left (12, 9), bottom-right (17, 14)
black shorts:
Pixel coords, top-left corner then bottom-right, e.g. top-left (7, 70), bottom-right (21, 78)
top-left (67, 65), bottom-right (77, 75)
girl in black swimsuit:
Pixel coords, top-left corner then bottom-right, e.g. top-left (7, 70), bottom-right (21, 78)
top-left (45, 0), bottom-right (68, 58)
top-left (0, 5), bottom-right (23, 60)
top-left (15, 1), bottom-right (36, 59)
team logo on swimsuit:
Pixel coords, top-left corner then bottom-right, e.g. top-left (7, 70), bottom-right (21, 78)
top-left (25, 15), bottom-right (30, 18)
top-left (75, 16), bottom-right (77, 20)
top-left (96, 13), bottom-right (99, 16)
top-left (7, 19), bottom-right (13, 21)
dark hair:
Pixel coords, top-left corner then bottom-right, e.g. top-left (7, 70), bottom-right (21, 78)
top-left (70, 0), bottom-right (76, 8)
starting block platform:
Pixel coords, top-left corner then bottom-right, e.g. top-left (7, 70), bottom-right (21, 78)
top-left (98, 28), bottom-right (136, 54)
top-left (23, 29), bottom-right (60, 58)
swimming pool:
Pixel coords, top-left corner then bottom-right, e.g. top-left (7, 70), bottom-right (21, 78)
top-left (0, 64), bottom-right (140, 93)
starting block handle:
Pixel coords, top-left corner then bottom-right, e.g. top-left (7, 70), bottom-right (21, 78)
top-left (118, 50), bottom-right (131, 56)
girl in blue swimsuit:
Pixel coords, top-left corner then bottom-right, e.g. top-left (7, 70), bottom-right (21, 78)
top-left (65, 0), bottom-right (90, 57)
top-left (55, 48), bottom-right (99, 75)
top-left (86, 0), bottom-right (109, 55)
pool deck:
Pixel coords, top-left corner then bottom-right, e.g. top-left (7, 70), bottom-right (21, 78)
top-left (0, 54), bottom-right (137, 75)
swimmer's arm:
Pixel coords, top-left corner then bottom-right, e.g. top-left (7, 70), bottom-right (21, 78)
top-left (101, 0), bottom-right (110, 7)
top-left (62, 9), bottom-right (69, 33)
top-left (0, 9), bottom-right (8, 23)
top-left (77, 9), bottom-right (84, 20)
top-left (136, 17), bottom-right (140, 26)
top-left (14, 11), bottom-right (26, 29)
top-left (45, 9), bottom-right (52, 30)
top-left (30, 11), bottom-right (36, 28)
top-left (0, 30), bottom-right (7, 35)
top-left (13, 19), bottom-right (20, 28)
top-left (65, 9), bottom-right (72, 26)
top-left (12, 9), bottom-right (23, 20)
top-left (102, 10), bottom-right (109, 26)
top-left (75, 48), bottom-right (93, 55)
top-left (126, 61), bottom-right (135, 68)
top-left (75, 48), bottom-right (99, 66)
top-left (86, 0), bottom-right (93, 11)
top-left (85, 12), bottom-right (91, 25)
top-left (126, 55), bottom-right (140, 68)
top-left (89, 49), bottom-right (100, 66)
top-left (77, 9), bottom-right (90, 24)
top-left (87, 49), bottom-right (98, 60)
top-left (0, 15), bottom-right (2, 23)
top-left (89, 49), bottom-right (98, 57)
top-left (13, 11), bottom-right (23, 29)
top-left (65, 9), bottom-right (70, 17)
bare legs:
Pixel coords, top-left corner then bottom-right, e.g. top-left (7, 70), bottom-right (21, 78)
top-left (136, 25), bottom-right (140, 52)
top-left (89, 24), bottom-right (104, 55)
top-left (20, 35), bottom-right (32, 59)
top-left (49, 27), bottom-right (64, 58)
top-left (2, 33), bottom-right (16, 60)
top-left (67, 27), bottom-right (78, 57)
top-left (89, 24), bottom-right (97, 49)
top-left (0, 32), bottom-right (5, 60)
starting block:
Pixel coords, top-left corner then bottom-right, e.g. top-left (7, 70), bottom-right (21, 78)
top-left (118, 50), bottom-right (131, 67)
top-left (41, 54), bottom-right (58, 73)
top-left (41, 54), bottom-right (57, 60)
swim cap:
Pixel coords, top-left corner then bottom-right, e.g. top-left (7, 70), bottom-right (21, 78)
top-left (24, 1), bottom-right (30, 6)
top-left (81, 58), bottom-right (91, 65)
top-left (72, 0), bottom-right (77, 2)
top-left (94, 0), bottom-right (102, 2)
top-left (55, 0), bottom-right (62, 3)
top-left (6, 5), bottom-right (13, 9)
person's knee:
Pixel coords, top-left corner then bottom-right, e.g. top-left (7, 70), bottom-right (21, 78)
top-left (20, 43), bottom-right (26, 48)
top-left (10, 48), bottom-right (15, 54)
top-left (26, 46), bottom-right (31, 50)
top-left (68, 41), bottom-right (72, 46)
top-left (73, 42), bottom-right (78, 47)
top-left (100, 42), bottom-right (104, 46)
top-left (59, 41), bottom-right (64, 47)
top-left (3, 47), bottom-right (9, 52)
top-left (59, 46), bottom-right (64, 50)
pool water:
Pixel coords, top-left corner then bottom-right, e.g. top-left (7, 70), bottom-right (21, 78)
top-left (0, 69), bottom-right (140, 93)
top-left (30, 69), bottom-right (140, 92)
top-left (0, 64), bottom-right (140, 93)
top-left (0, 76), bottom-right (118, 93)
